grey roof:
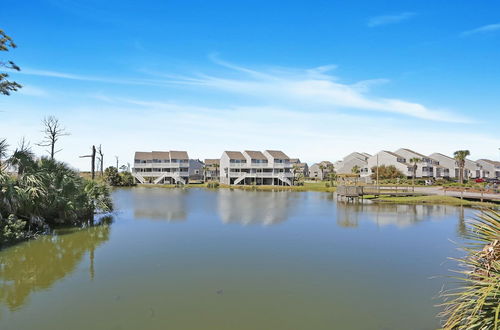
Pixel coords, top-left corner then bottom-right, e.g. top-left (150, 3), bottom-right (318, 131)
top-left (382, 150), bottom-right (405, 158)
top-left (224, 151), bottom-right (246, 160)
top-left (151, 151), bottom-right (170, 160)
top-left (135, 152), bottom-right (153, 160)
top-left (244, 150), bottom-right (267, 160)
top-left (478, 159), bottom-right (500, 166)
top-left (169, 151), bottom-right (189, 160)
top-left (397, 148), bottom-right (429, 158)
top-left (204, 159), bottom-right (220, 165)
top-left (289, 158), bottom-right (301, 163)
top-left (266, 150), bottom-right (289, 159)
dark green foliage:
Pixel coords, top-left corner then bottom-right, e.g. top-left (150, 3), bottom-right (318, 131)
top-left (1, 29), bottom-right (21, 95)
top-left (103, 166), bottom-right (135, 186)
top-left (370, 165), bottom-right (405, 180)
top-left (0, 157), bottom-right (113, 245)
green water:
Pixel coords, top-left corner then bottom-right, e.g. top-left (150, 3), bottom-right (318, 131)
top-left (0, 188), bottom-right (470, 329)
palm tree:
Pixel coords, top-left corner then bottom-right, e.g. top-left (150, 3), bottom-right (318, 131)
top-left (326, 164), bottom-right (336, 187)
top-left (0, 138), bottom-right (8, 166)
top-left (319, 164), bottom-right (326, 181)
top-left (213, 163), bottom-right (220, 181)
top-left (409, 157), bottom-right (421, 188)
top-left (454, 150), bottom-right (470, 184)
top-left (351, 165), bottom-right (360, 174)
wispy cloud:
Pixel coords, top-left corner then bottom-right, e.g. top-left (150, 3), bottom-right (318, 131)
top-left (18, 59), bottom-right (470, 123)
top-left (17, 85), bottom-right (49, 97)
top-left (367, 12), bottom-right (416, 27)
top-left (156, 59), bottom-right (469, 123)
top-left (461, 23), bottom-right (500, 36)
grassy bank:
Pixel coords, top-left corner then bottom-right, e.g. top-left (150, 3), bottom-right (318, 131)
top-left (366, 195), bottom-right (498, 208)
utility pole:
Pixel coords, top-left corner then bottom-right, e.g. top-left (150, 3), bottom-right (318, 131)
top-left (97, 145), bottom-right (104, 176)
top-left (115, 156), bottom-right (119, 170)
top-left (80, 145), bottom-right (96, 180)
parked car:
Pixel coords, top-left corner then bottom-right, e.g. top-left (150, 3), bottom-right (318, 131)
top-left (485, 178), bottom-right (500, 184)
top-left (475, 178), bottom-right (485, 183)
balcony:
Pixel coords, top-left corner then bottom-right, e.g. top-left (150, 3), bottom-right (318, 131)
top-left (133, 171), bottom-right (189, 177)
top-left (133, 162), bottom-right (189, 169)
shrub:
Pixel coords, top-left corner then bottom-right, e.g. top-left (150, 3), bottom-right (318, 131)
top-left (207, 181), bottom-right (219, 188)
top-left (439, 210), bottom-right (500, 329)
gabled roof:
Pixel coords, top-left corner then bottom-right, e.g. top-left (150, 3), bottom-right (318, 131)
top-left (265, 150), bottom-right (289, 160)
top-left (135, 152), bottom-right (153, 160)
top-left (151, 151), bottom-right (170, 159)
top-left (244, 150), bottom-right (267, 160)
top-left (430, 152), bottom-right (454, 161)
top-left (396, 148), bottom-right (429, 158)
top-left (289, 158), bottom-right (300, 163)
top-left (224, 151), bottom-right (246, 160)
top-left (478, 159), bottom-right (500, 166)
top-left (169, 151), bottom-right (189, 159)
top-left (204, 159), bottom-right (220, 165)
top-left (382, 150), bottom-right (404, 158)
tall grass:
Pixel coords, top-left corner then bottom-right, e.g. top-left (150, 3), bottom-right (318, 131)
top-left (439, 210), bottom-right (500, 329)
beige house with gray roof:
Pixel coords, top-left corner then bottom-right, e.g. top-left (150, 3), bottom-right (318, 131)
top-left (132, 151), bottom-right (190, 184)
top-left (477, 159), bottom-right (500, 179)
top-left (220, 150), bottom-right (293, 185)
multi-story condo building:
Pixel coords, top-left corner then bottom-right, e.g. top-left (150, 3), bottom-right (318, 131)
top-left (429, 153), bottom-right (483, 179)
top-left (395, 148), bottom-right (440, 178)
top-left (220, 150), bottom-right (293, 186)
top-left (362, 150), bottom-right (412, 179)
top-left (132, 151), bottom-right (190, 184)
top-left (477, 159), bottom-right (500, 179)
top-left (309, 161), bottom-right (334, 180)
top-left (290, 158), bottom-right (309, 178)
top-left (203, 159), bottom-right (220, 181)
top-left (334, 152), bottom-right (370, 175)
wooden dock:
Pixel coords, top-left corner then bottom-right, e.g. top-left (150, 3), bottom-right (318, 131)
top-left (336, 185), bottom-right (423, 201)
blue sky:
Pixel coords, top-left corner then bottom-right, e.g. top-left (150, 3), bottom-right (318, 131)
top-left (1, 0), bottom-right (500, 169)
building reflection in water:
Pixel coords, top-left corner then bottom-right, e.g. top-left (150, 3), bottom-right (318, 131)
top-left (0, 224), bottom-right (110, 311)
top-left (217, 189), bottom-right (298, 226)
top-left (336, 201), bottom-right (464, 229)
top-left (132, 188), bottom-right (188, 221)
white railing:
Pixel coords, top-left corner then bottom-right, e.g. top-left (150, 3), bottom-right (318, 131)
top-left (228, 172), bottom-right (293, 178)
top-left (135, 171), bottom-right (189, 177)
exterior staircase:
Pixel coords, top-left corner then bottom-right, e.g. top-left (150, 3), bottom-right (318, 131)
top-left (278, 173), bottom-right (292, 186)
top-left (153, 173), bottom-right (168, 184)
top-left (132, 172), bottom-right (146, 184)
top-left (172, 172), bottom-right (186, 185)
top-left (234, 174), bottom-right (246, 185)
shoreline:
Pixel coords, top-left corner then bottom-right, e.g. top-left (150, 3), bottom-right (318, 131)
top-left (134, 183), bottom-right (499, 208)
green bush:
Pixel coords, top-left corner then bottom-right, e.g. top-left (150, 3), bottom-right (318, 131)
top-left (207, 181), bottom-right (219, 188)
top-left (0, 157), bottom-right (113, 245)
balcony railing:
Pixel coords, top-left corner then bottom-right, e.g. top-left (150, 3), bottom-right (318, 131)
top-left (133, 171), bottom-right (189, 177)
top-left (228, 172), bottom-right (293, 178)
top-left (134, 162), bottom-right (189, 168)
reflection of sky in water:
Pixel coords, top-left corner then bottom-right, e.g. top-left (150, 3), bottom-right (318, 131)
top-left (0, 188), bottom-right (476, 330)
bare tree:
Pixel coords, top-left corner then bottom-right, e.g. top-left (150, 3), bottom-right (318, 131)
top-left (80, 145), bottom-right (96, 180)
top-left (37, 116), bottom-right (69, 160)
top-left (115, 156), bottom-right (119, 169)
top-left (97, 144), bottom-right (104, 176)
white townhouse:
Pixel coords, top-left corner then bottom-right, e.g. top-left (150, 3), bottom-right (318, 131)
top-left (430, 153), bottom-right (483, 179)
top-left (132, 151), bottom-right (190, 184)
top-left (477, 159), bottom-right (500, 179)
top-left (334, 152), bottom-right (371, 175)
top-left (309, 161), bottom-right (334, 180)
top-left (362, 150), bottom-right (412, 179)
top-left (395, 148), bottom-right (441, 178)
top-left (220, 150), bottom-right (293, 186)
top-left (290, 158), bottom-right (309, 177)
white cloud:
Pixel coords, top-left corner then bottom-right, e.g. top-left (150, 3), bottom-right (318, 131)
top-left (367, 12), bottom-right (416, 27)
top-left (461, 23), bottom-right (500, 36)
top-left (160, 60), bottom-right (469, 123)
top-left (17, 85), bottom-right (49, 97)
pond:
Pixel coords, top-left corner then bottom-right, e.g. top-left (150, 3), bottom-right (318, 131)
top-left (0, 187), bottom-right (471, 329)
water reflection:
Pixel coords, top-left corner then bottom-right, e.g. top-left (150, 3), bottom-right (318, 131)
top-left (132, 188), bottom-right (188, 221)
top-left (336, 202), bottom-right (465, 229)
top-left (217, 189), bottom-right (298, 225)
top-left (0, 225), bottom-right (110, 311)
